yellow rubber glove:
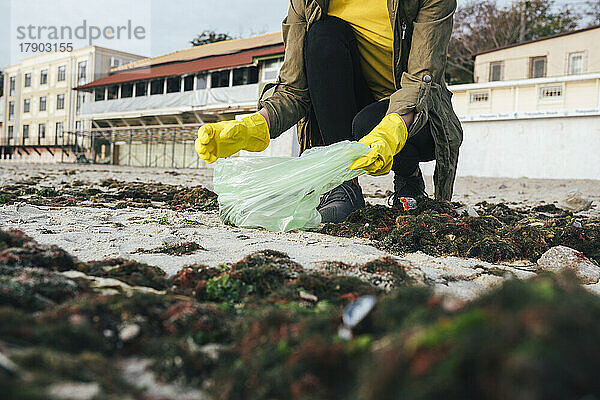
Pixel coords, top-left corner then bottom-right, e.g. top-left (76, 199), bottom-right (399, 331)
top-left (195, 113), bottom-right (270, 164)
top-left (349, 113), bottom-right (409, 176)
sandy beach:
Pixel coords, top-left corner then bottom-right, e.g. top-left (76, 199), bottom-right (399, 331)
top-left (2, 161), bottom-right (600, 399)
top-left (1, 162), bottom-right (598, 300)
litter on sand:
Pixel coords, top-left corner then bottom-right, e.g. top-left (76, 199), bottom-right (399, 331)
top-left (213, 141), bottom-right (370, 232)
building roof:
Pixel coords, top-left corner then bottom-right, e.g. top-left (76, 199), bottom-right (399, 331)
top-left (476, 25), bottom-right (600, 56)
top-left (111, 32), bottom-right (283, 72)
top-left (75, 43), bottom-right (285, 90)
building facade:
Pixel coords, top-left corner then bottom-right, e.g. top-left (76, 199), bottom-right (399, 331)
top-left (474, 26), bottom-right (600, 83)
top-left (73, 33), bottom-right (297, 168)
top-left (445, 26), bottom-right (600, 180)
top-left (1, 47), bottom-right (144, 162)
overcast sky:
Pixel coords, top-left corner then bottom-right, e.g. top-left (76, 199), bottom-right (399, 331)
top-left (0, 0), bottom-right (585, 69)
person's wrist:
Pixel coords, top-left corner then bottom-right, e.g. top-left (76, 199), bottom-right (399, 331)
top-left (400, 111), bottom-right (414, 129)
top-left (258, 108), bottom-right (271, 133)
top-left (242, 113), bottom-right (270, 152)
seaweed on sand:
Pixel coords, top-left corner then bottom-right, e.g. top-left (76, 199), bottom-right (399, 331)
top-left (82, 258), bottom-right (169, 290)
top-left (141, 241), bottom-right (207, 256)
top-left (358, 273), bottom-right (600, 400)
top-left (214, 272), bottom-right (600, 400)
top-left (318, 199), bottom-right (600, 264)
top-left (3, 228), bottom-right (600, 400)
top-left (0, 177), bottom-right (218, 211)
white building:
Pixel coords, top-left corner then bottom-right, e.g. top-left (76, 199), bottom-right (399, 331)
top-left (1, 46), bottom-right (145, 162)
top-left (73, 33), bottom-right (298, 168)
top-left (446, 26), bottom-right (600, 180)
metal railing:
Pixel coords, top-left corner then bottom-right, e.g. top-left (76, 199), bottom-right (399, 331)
top-left (60, 124), bottom-right (205, 168)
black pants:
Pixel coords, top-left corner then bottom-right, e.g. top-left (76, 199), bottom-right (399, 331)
top-left (304, 16), bottom-right (435, 178)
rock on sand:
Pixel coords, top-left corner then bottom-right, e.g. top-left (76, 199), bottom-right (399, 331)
top-left (537, 245), bottom-right (600, 284)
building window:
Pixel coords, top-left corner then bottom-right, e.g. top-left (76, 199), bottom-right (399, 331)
top-left (470, 91), bottom-right (490, 103)
top-left (8, 101), bottom-right (15, 120)
top-left (183, 75), bottom-right (194, 91)
top-left (78, 61), bottom-right (87, 84)
top-left (24, 99), bottom-right (30, 113)
top-left (24, 73), bottom-right (32, 87)
top-left (261, 57), bottom-right (284, 82)
top-left (166, 76), bottom-right (181, 93)
top-left (107, 85), bottom-right (119, 100)
top-left (39, 123), bottom-right (46, 139)
top-left (233, 66), bottom-right (259, 86)
top-left (489, 61), bottom-right (503, 82)
top-left (40, 69), bottom-right (48, 85)
top-left (77, 92), bottom-right (86, 112)
top-left (150, 78), bottom-right (165, 95)
top-left (95, 88), bottom-right (106, 101)
top-left (57, 94), bottom-right (65, 110)
top-left (9, 76), bottom-right (15, 96)
top-left (121, 82), bottom-right (133, 98)
top-left (111, 57), bottom-right (122, 68)
top-left (58, 65), bottom-right (66, 81)
top-left (135, 81), bottom-right (147, 96)
top-left (8, 126), bottom-right (14, 141)
top-left (530, 56), bottom-right (547, 78)
top-left (196, 73), bottom-right (208, 89)
top-left (539, 85), bottom-right (563, 99)
top-left (213, 70), bottom-right (230, 88)
top-left (211, 70), bottom-right (230, 88)
top-left (39, 96), bottom-right (47, 111)
top-left (75, 120), bottom-right (82, 132)
top-left (56, 122), bottom-right (64, 142)
top-left (568, 52), bottom-right (585, 75)
top-left (23, 124), bottom-right (29, 139)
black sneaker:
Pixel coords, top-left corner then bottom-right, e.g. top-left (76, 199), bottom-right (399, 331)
top-left (389, 169), bottom-right (427, 207)
top-left (317, 180), bottom-right (365, 223)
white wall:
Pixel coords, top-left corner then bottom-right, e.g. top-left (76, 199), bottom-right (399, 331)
top-left (237, 115), bottom-right (300, 158)
top-left (442, 116), bottom-right (600, 179)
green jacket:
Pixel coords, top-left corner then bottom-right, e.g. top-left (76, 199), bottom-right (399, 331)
top-left (259, 0), bottom-right (463, 201)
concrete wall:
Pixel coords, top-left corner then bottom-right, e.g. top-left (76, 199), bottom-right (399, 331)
top-left (424, 116), bottom-right (600, 180)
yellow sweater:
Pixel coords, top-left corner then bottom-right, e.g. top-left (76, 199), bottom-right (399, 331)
top-left (328, 0), bottom-right (395, 100)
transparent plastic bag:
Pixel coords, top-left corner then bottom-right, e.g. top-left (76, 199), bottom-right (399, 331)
top-left (213, 140), bottom-right (370, 232)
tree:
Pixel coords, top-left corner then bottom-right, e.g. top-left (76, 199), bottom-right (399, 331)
top-left (190, 31), bottom-right (234, 47)
top-left (446, 0), bottom-right (581, 84)
top-left (585, 0), bottom-right (600, 24)
top-left (516, 1), bottom-right (580, 41)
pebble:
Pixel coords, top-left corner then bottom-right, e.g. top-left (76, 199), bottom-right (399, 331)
top-left (119, 323), bottom-right (141, 342)
top-left (47, 382), bottom-right (100, 400)
top-left (537, 246), bottom-right (600, 284)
